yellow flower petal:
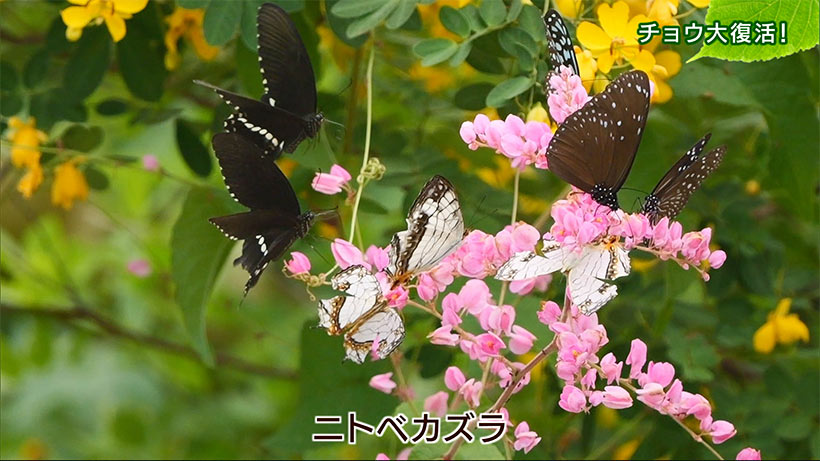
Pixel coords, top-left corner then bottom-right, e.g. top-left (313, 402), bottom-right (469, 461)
top-left (17, 164), bottom-right (43, 198)
top-left (598, 2), bottom-right (631, 40)
top-left (773, 297), bottom-right (792, 317)
top-left (188, 28), bottom-right (220, 60)
top-left (104, 13), bottom-right (126, 42)
top-left (61, 5), bottom-right (97, 29)
top-left (778, 314), bottom-right (810, 344)
top-left (577, 22), bottom-right (612, 52)
top-left (527, 103), bottom-right (549, 123)
top-left (654, 50), bottom-right (681, 76)
top-left (555, 0), bottom-right (583, 18)
top-left (753, 321), bottom-right (777, 354)
top-left (51, 159), bottom-right (90, 210)
top-left (625, 14), bottom-right (651, 42)
top-left (687, 0), bottom-right (710, 7)
top-left (113, 0), bottom-right (148, 14)
top-left (575, 47), bottom-right (598, 91)
top-left (653, 78), bottom-right (673, 103)
top-left (623, 0), bottom-right (648, 15)
top-left (597, 51), bottom-right (616, 74)
top-left (628, 49), bottom-right (656, 72)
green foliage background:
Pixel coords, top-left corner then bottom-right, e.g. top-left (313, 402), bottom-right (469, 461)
top-left (0, 0), bottom-right (818, 459)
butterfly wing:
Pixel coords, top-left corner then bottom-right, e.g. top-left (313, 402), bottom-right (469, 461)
top-left (211, 132), bottom-right (300, 214)
top-left (543, 9), bottom-right (579, 76)
top-left (257, 3), bottom-right (317, 118)
top-left (567, 241), bottom-right (630, 315)
top-left (387, 175), bottom-right (465, 280)
top-left (344, 309), bottom-right (405, 364)
top-left (495, 238), bottom-right (574, 281)
top-left (318, 265), bottom-right (384, 335)
top-left (644, 138), bottom-right (726, 224)
top-left (547, 70), bottom-right (651, 199)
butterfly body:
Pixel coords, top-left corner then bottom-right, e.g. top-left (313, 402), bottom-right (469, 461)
top-left (208, 132), bottom-right (319, 295)
top-left (196, 3), bottom-right (321, 158)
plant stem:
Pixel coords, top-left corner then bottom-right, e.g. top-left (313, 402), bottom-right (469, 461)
top-left (347, 38), bottom-right (376, 243)
top-left (511, 169), bottom-right (521, 225)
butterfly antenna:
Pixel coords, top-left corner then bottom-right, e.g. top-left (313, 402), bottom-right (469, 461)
top-left (620, 186), bottom-right (649, 195)
top-left (305, 236), bottom-right (333, 266)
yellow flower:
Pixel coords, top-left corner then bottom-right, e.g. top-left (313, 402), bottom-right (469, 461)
top-left (647, 0), bottom-right (679, 27)
top-left (649, 49), bottom-right (680, 103)
top-left (574, 46), bottom-right (598, 91)
top-left (526, 102), bottom-right (549, 123)
top-left (51, 158), bottom-right (90, 209)
top-left (745, 179), bottom-right (761, 195)
top-left (317, 24), bottom-right (357, 72)
top-left (554, 0), bottom-right (583, 18)
top-left (409, 62), bottom-right (456, 93)
top-left (687, 0), bottom-right (710, 8)
top-left (163, 7), bottom-right (219, 70)
top-left (753, 298), bottom-right (810, 354)
top-left (6, 116), bottom-right (47, 169)
top-left (17, 163), bottom-right (44, 198)
top-left (61, 0), bottom-right (148, 43)
top-left (576, 1), bottom-right (652, 73)
top-left (623, 0), bottom-right (649, 15)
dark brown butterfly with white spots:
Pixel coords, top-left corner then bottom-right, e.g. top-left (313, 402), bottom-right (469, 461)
top-left (543, 8), bottom-right (579, 83)
top-left (195, 3), bottom-right (322, 158)
top-left (546, 70), bottom-right (651, 210)
top-left (642, 133), bottom-right (726, 224)
top-left (209, 132), bottom-right (330, 297)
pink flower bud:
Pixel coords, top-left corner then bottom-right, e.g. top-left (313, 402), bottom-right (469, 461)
top-left (644, 361), bottom-right (675, 387)
top-left (709, 250), bottom-right (726, 269)
top-left (142, 154), bottom-right (159, 172)
top-left (127, 259), bottom-right (152, 277)
top-left (538, 300), bottom-right (562, 325)
top-left (428, 326), bottom-right (459, 346)
top-left (365, 245), bottom-right (389, 271)
top-left (459, 378), bottom-right (482, 407)
top-left (330, 239), bottom-right (368, 269)
top-left (423, 391), bottom-right (448, 417)
top-left (508, 325), bottom-right (536, 355)
top-left (369, 372), bottom-right (396, 394)
top-left (416, 273), bottom-right (438, 301)
top-left (479, 304), bottom-right (515, 335)
top-left (635, 382), bottom-right (665, 409)
top-left (474, 332), bottom-right (506, 359)
top-left (459, 121), bottom-right (477, 147)
top-left (376, 454), bottom-right (390, 461)
top-left (458, 279), bottom-right (491, 315)
top-left (513, 421), bottom-right (541, 453)
top-left (599, 352), bottom-right (623, 384)
top-left (626, 339), bottom-right (647, 378)
top-left (384, 286), bottom-right (408, 309)
top-left (736, 448), bottom-right (761, 460)
top-left (558, 385), bottom-right (587, 413)
top-left (311, 164), bottom-right (351, 195)
top-left (599, 385), bottom-right (633, 409)
top-left (444, 366), bottom-right (466, 391)
top-left (284, 251), bottom-right (311, 274)
top-left (708, 420), bottom-right (737, 444)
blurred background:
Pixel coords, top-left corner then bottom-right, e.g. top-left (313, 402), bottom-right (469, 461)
top-left (0, 0), bottom-right (817, 459)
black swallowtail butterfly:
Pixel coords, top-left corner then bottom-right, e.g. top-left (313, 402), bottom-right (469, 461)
top-left (543, 8), bottom-right (579, 79)
top-left (546, 70), bottom-right (651, 210)
top-left (195, 3), bottom-right (322, 158)
top-left (642, 133), bottom-right (726, 224)
top-left (209, 132), bottom-right (325, 295)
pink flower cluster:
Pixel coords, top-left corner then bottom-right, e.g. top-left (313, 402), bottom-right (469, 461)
top-left (459, 114), bottom-right (552, 170)
top-left (418, 222), bottom-right (550, 301)
top-left (547, 66), bottom-right (590, 124)
top-left (544, 302), bottom-right (738, 445)
top-left (548, 190), bottom-right (727, 277)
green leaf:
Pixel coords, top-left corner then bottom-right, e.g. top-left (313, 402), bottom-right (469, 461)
top-left (203, 0), bottom-right (242, 45)
top-left (690, 0), bottom-right (819, 62)
top-left (479, 0), bottom-right (506, 27)
top-left (330, 0), bottom-right (384, 18)
top-left (346, 0), bottom-right (399, 37)
top-left (410, 441), bottom-right (504, 460)
top-left (95, 99), bottom-right (130, 116)
top-left (116, 4), bottom-right (167, 102)
top-left (265, 324), bottom-right (396, 453)
top-left (517, 4), bottom-right (545, 43)
top-left (454, 82), bottom-right (494, 110)
top-left (62, 27), bottom-right (110, 101)
top-left (498, 27), bottom-right (537, 58)
top-left (440, 6), bottom-right (470, 38)
top-left (177, 0), bottom-right (210, 8)
top-left (23, 49), bottom-right (50, 89)
top-left (175, 119), bottom-right (213, 177)
top-left (236, 40), bottom-right (264, 97)
top-left (240, 0), bottom-right (265, 50)
top-left (460, 4), bottom-right (483, 32)
top-left (0, 60), bottom-right (18, 92)
top-left (60, 125), bottom-right (104, 153)
top-left (171, 187), bottom-right (240, 364)
top-left (83, 165), bottom-right (110, 191)
top-left (414, 38), bottom-right (458, 66)
top-left (506, 0), bottom-right (523, 21)
top-left (485, 76), bottom-right (532, 107)
top-left (466, 45), bottom-right (505, 73)
top-left (0, 92), bottom-right (22, 117)
top-left (449, 41), bottom-right (472, 66)
top-left (667, 333), bottom-right (719, 382)
top-left (326, 0), bottom-right (369, 47)
top-left (385, 0), bottom-right (416, 29)
top-left (671, 61), bottom-right (760, 108)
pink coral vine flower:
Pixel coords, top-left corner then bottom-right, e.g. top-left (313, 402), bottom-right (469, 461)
top-left (460, 114), bottom-right (552, 171)
top-left (513, 421), bottom-right (541, 453)
top-left (548, 65), bottom-right (591, 124)
top-left (311, 164), bottom-right (352, 195)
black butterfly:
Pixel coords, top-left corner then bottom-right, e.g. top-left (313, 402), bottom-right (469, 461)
top-left (543, 8), bottom-right (579, 78)
top-left (209, 132), bottom-right (323, 295)
top-left (546, 70), bottom-right (651, 210)
top-left (642, 133), bottom-right (726, 224)
top-left (195, 3), bottom-right (322, 158)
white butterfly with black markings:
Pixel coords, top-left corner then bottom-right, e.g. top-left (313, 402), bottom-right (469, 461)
top-left (318, 265), bottom-right (405, 364)
top-left (496, 236), bottom-right (630, 315)
top-left (386, 175), bottom-right (466, 287)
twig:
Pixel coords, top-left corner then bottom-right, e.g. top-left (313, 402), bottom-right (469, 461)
top-left (0, 303), bottom-right (297, 380)
top-left (347, 37), bottom-right (376, 242)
